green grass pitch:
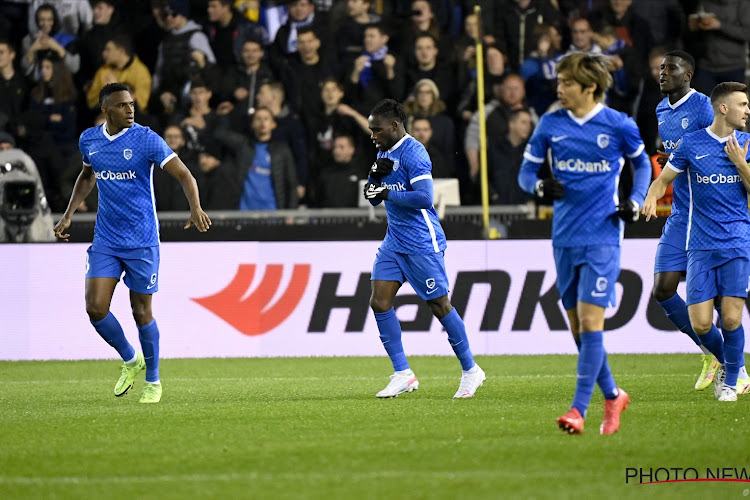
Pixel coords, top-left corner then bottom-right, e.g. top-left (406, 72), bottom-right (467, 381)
top-left (1, 355), bottom-right (750, 499)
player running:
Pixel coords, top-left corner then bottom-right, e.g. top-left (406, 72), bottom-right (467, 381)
top-left (364, 98), bottom-right (485, 399)
top-left (54, 83), bottom-right (211, 403)
top-left (518, 53), bottom-right (651, 434)
top-left (643, 81), bottom-right (750, 402)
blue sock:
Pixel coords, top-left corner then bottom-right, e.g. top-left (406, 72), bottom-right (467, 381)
top-left (91, 312), bottom-right (135, 362)
top-left (722, 325), bottom-right (745, 388)
top-left (440, 308), bottom-right (475, 371)
top-left (658, 294), bottom-right (702, 347)
top-left (698, 325), bottom-right (725, 365)
top-left (138, 319), bottom-right (160, 383)
top-left (597, 350), bottom-right (619, 400)
top-left (375, 308), bottom-right (409, 372)
top-left (573, 331), bottom-right (605, 418)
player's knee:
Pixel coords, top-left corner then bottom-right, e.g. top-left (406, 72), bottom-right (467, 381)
top-left (428, 300), bottom-right (452, 319)
top-left (369, 295), bottom-right (392, 314)
top-left (692, 319), bottom-right (713, 335)
top-left (578, 315), bottom-right (603, 333)
top-left (130, 304), bottom-right (153, 326)
top-left (85, 303), bottom-right (109, 322)
top-left (721, 314), bottom-right (742, 331)
top-left (652, 284), bottom-right (675, 303)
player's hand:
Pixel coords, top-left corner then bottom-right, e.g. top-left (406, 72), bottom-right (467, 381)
top-left (369, 158), bottom-right (394, 180)
top-left (53, 216), bottom-right (72, 241)
top-left (724, 133), bottom-right (749, 168)
top-left (617, 199), bottom-right (639, 223)
top-left (185, 208), bottom-right (212, 232)
top-left (655, 149), bottom-right (670, 167)
top-left (534, 179), bottom-right (564, 200)
top-left (363, 182), bottom-right (389, 201)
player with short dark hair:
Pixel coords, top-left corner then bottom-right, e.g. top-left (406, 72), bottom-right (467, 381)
top-left (643, 81), bottom-right (750, 401)
top-left (518, 53), bottom-right (651, 435)
top-left (54, 82), bottom-right (211, 403)
top-left (651, 50), bottom-right (738, 392)
top-left (364, 98), bottom-right (485, 399)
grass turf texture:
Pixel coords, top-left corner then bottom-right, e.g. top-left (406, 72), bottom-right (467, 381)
top-left (1, 355), bottom-right (749, 499)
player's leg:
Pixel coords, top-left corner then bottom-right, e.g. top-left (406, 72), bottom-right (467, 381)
top-left (370, 248), bottom-right (415, 397)
top-left (123, 247), bottom-right (161, 403)
top-left (717, 296), bottom-right (744, 401)
top-left (85, 248), bottom-right (144, 396)
top-left (687, 298), bottom-right (726, 399)
top-left (685, 251), bottom-right (725, 377)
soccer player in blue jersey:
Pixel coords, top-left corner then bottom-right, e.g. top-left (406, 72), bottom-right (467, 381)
top-left (652, 51), bottom-right (734, 391)
top-left (363, 99), bottom-right (485, 399)
top-left (643, 81), bottom-right (750, 402)
top-left (53, 83), bottom-right (211, 403)
top-left (518, 53), bottom-right (651, 434)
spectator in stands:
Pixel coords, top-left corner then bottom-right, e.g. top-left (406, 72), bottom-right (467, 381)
top-left (27, 0), bottom-right (92, 37)
top-left (494, 0), bottom-right (563, 73)
top-left (215, 107), bottom-right (298, 210)
top-left (194, 139), bottom-right (241, 210)
top-left (28, 54), bottom-right (77, 202)
top-left (22, 3), bottom-right (80, 79)
top-left (396, 0), bottom-right (452, 65)
top-left (488, 108), bottom-right (533, 205)
top-left (271, 0), bottom-right (330, 64)
top-left (307, 78), bottom-right (371, 174)
top-left (591, 25), bottom-right (640, 115)
top-left (635, 46), bottom-right (668, 156)
top-left (455, 35), bottom-right (506, 124)
top-left (152, 0), bottom-right (216, 116)
top-left (205, 0), bottom-right (268, 71)
top-left (688, 0), bottom-right (750, 96)
top-left (346, 23), bottom-right (405, 116)
top-left (285, 26), bottom-right (338, 121)
top-left (154, 124), bottom-right (200, 210)
top-left (335, 0), bottom-right (380, 71)
top-left (403, 78), bottom-right (455, 169)
top-left (520, 23), bottom-right (563, 115)
top-left (313, 134), bottom-right (364, 208)
top-left (406, 33), bottom-right (455, 110)
top-left (589, 0), bottom-right (653, 62)
top-left (171, 77), bottom-right (219, 153)
top-left (86, 34), bottom-right (151, 113)
top-left (218, 37), bottom-right (275, 119)
top-left (632, 0), bottom-right (684, 48)
top-left (78, 0), bottom-right (123, 85)
top-left (0, 39), bottom-right (29, 138)
top-left (410, 116), bottom-right (451, 178)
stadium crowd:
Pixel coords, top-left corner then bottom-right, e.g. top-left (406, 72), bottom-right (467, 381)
top-left (0, 0), bottom-right (747, 213)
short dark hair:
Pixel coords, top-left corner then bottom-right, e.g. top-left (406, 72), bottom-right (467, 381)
top-left (711, 81), bottom-right (748, 109)
top-left (370, 99), bottom-right (407, 124)
top-left (0, 38), bottom-right (15, 52)
top-left (333, 134), bottom-right (355, 147)
top-left (107, 33), bottom-right (133, 56)
top-left (665, 50), bottom-right (695, 73)
top-left (364, 22), bottom-right (388, 37)
top-left (296, 25), bottom-right (317, 38)
top-left (99, 82), bottom-right (129, 107)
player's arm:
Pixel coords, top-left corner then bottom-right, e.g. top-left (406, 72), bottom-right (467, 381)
top-left (518, 119), bottom-right (561, 199)
top-left (54, 164), bottom-right (96, 241)
top-left (163, 156), bottom-right (211, 232)
top-left (386, 177), bottom-right (434, 208)
top-left (642, 163), bottom-right (681, 221)
top-left (724, 133), bottom-right (750, 192)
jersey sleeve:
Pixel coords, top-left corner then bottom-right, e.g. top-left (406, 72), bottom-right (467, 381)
top-left (621, 116), bottom-right (645, 159)
top-left (665, 138), bottom-right (689, 173)
top-left (523, 114), bottom-right (549, 164)
top-left (145, 128), bottom-right (176, 169)
top-left (405, 142), bottom-right (433, 184)
top-left (79, 132), bottom-right (90, 166)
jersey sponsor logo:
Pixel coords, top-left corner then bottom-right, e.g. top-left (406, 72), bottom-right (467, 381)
top-left (682, 117), bottom-right (689, 129)
top-left (382, 181), bottom-right (407, 191)
top-left (695, 172), bottom-right (742, 184)
top-left (192, 264), bottom-right (311, 336)
top-left (123, 149), bottom-right (133, 160)
top-left (663, 140), bottom-right (680, 150)
top-left (94, 170), bottom-right (137, 180)
top-left (554, 158), bottom-right (611, 173)
top-left (551, 135), bottom-right (568, 142)
top-left (597, 134), bottom-right (609, 149)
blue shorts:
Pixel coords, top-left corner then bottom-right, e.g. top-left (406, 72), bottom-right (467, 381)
top-left (86, 245), bottom-right (160, 294)
top-left (654, 215), bottom-right (688, 274)
top-left (686, 247), bottom-right (750, 305)
top-left (553, 245), bottom-right (620, 310)
top-left (371, 247), bottom-right (450, 300)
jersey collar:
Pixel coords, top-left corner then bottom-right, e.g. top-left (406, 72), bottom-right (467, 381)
top-left (706, 126), bottom-right (732, 143)
top-left (566, 103), bottom-right (603, 126)
top-left (669, 88), bottom-right (696, 110)
top-left (387, 133), bottom-right (411, 153)
top-left (102, 122), bottom-right (132, 141)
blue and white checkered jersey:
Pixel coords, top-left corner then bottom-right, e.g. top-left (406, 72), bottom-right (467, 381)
top-left (79, 123), bottom-right (176, 249)
top-left (656, 89), bottom-right (713, 217)
top-left (377, 134), bottom-right (447, 254)
top-left (519, 103), bottom-right (649, 247)
top-left (666, 128), bottom-right (750, 250)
